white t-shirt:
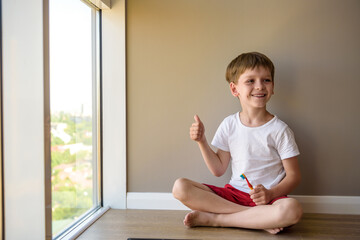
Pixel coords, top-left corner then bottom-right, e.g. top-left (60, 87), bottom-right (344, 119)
top-left (211, 112), bottom-right (300, 193)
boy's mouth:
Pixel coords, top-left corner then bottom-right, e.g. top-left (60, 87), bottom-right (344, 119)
top-left (251, 94), bottom-right (267, 98)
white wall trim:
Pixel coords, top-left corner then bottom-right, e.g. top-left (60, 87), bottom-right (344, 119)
top-left (127, 193), bottom-right (190, 211)
top-left (127, 192), bottom-right (360, 215)
top-left (291, 195), bottom-right (360, 214)
top-left (3, 0), bottom-right (46, 239)
top-left (102, 0), bottom-right (127, 209)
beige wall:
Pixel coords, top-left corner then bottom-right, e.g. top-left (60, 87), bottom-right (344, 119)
top-left (126, 0), bottom-right (360, 196)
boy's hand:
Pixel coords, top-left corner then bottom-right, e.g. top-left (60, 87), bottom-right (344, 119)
top-left (250, 184), bottom-right (272, 205)
top-left (190, 115), bottom-right (206, 143)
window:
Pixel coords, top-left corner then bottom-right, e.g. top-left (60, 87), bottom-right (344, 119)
top-left (49, 0), bottom-right (101, 238)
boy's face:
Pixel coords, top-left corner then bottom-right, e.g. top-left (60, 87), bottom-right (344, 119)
top-left (230, 66), bottom-right (274, 110)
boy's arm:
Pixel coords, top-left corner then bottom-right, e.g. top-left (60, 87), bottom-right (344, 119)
top-left (250, 156), bottom-right (301, 205)
top-left (190, 115), bottom-right (231, 177)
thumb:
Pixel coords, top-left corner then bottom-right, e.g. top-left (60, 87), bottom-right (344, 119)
top-left (194, 115), bottom-right (202, 123)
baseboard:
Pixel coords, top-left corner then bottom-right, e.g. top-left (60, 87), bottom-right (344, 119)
top-left (127, 192), bottom-right (190, 210)
top-left (291, 195), bottom-right (360, 214)
top-left (127, 192), bottom-right (360, 215)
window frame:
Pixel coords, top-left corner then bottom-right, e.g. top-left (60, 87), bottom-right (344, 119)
top-left (2, 0), bottom-right (127, 238)
top-left (0, 0), bottom-right (4, 238)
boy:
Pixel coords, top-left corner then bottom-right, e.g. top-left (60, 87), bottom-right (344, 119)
top-left (172, 52), bottom-right (302, 234)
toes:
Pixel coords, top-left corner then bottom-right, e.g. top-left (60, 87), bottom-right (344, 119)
top-left (183, 211), bottom-right (195, 228)
top-left (265, 227), bottom-right (283, 234)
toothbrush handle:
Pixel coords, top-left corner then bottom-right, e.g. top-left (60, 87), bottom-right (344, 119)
top-left (245, 178), bottom-right (253, 190)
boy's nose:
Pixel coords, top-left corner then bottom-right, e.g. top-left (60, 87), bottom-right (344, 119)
top-left (255, 81), bottom-right (265, 90)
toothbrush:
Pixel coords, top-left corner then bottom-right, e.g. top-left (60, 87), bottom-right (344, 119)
top-left (240, 173), bottom-right (254, 190)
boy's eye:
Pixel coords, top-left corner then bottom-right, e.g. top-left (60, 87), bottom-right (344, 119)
top-left (246, 79), bottom-right (254, 83)
top-left (264, 79), bottom-right (272, 83)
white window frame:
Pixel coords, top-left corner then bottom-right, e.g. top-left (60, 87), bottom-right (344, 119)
top-left (0, 0), bottom-right (4, 237)
top-left (3, 0), bottom-right (47, 239)
top-left (2, 0), bottom-right (126, 239)
top-left (101, 0), bottom-right (127, 210)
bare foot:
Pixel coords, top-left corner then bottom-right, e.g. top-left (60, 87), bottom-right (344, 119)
top-left (264, 227), bottom-right (283, 234)
top-left (184, 211), bottom-right (284, 234)
top-left (183, 211), bottom-right (216, 228)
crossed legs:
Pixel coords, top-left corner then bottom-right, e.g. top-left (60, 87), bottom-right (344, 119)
top-left (172, 178), bottom-right (303, 234)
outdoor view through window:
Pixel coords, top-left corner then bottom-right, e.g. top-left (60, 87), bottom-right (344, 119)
top-left (50, 0), bottom-right (101, 237)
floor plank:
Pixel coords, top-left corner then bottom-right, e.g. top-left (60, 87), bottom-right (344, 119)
top-left (77, 209), bottom-right (360, 240)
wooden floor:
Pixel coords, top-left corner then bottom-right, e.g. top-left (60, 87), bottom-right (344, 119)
top-left (77, 209), bottom-right (360, 240)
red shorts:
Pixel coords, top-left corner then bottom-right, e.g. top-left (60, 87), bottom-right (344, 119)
top-left (204, 183), bottom-right (288, 207)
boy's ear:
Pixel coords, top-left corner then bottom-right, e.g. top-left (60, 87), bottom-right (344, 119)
top-left (229, 82), bottom-right (238, 97)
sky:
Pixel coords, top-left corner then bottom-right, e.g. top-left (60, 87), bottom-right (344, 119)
top-left (50, 0), bottom-right (95, 116)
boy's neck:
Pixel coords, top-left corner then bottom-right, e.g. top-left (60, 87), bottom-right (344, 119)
top-left (239, 108), bottom-right (274, 127)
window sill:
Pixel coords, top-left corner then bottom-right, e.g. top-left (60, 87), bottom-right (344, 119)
top-left (55, 206), bottom-right (110, 240)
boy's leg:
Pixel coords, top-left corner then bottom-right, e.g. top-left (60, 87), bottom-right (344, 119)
top-left (172, 178), bottom-right (248, 214)
top-left (184, 198), bottom-right (303, 231)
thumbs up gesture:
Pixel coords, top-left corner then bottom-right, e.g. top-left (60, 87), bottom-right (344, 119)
top-left (190, 115), bottom-right (206, 143)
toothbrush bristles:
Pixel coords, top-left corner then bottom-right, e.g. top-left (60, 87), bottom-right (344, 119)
top-left (240, 173), bottom-right (253, 190)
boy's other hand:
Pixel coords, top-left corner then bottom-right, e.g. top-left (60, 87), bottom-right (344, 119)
top-left (190, 115), bottom-right (206, 143)
top-left (250, 184), bottom-right (272, 205)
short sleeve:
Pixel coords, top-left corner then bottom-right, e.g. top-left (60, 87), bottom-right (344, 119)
top-left (277, 127), bottom-right (300, 160)
top-left (211, 118), bottom-right (230, 152)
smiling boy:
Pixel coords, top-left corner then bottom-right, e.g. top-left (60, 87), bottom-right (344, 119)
top-left (172, 52), bottom-right (303, 234)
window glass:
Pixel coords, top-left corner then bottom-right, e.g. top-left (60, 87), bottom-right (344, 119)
top-left (49, 0), bottom-right (101, 237)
